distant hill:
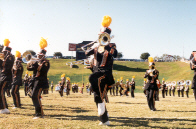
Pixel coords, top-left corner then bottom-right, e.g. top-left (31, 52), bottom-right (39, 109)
top-left (22, 59), bottom-right (194, 93)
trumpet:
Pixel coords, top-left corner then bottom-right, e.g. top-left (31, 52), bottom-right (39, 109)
top-left (81, 32), bottom-right (114, 52)
top-left (22, 51), bottom-right (39, 64)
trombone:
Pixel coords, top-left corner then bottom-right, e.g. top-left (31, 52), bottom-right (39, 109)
top-left (81, 32), bottom-right (114, 52)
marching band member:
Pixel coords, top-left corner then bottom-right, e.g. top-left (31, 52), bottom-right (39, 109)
top-left (112, 78), bottom-right (115, 96)
top-left (168, 82), bottom-right (172, 96)
top-left (161, 78), bottom-right (166, 98)
top-left (124, 79), bottom-right (130, 96)
top-left (155, 79), bottom-right (160, 101)
top-left (31, 37), bottom-right (50, 119)
top-left (190, 51), bottom-right (196, 101)
top-left (144, 57), bottom-right (159, 111)
top-left (115, 79), bottom-right (120, 96)
top-left (171, 82), bottom-right (176, 97)
top-left (66, 77), bottom-right (71, 96)
top-left (85, 15), bottom-right (117, 125)
top-left (59, 74), bottom-right (65, 97)
top-left (185, 80), bottom-right (190, 98)
top-left (130, 76), bottom-right (135, 98)
top-left (11, 51), bottom-right (23, 109)
top-left (51, 81), bottom-right (54, 93)
top-left (24, 71), bottom-right (29, 96)
top-left (177, 81), bottom-right (181, 97)
top-left (165, 82), bottom-right (168, 96)
top-left (180, 80), bottom-right (185, 97)
top-left (0, 39), bottom-right (14, 114)
top-left (86, 82), bottom-right (90, 93)
top-left (143, 79), bottom-right (147, 96)
top-left (119, 77), bottom-right (124, 96)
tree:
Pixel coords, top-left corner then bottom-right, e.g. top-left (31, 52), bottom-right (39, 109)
top-left (54, 52), bottom-right (63, 58)
top-left (140, 52), bottom-right (150, 60)
top-left (117, 52), bottom-right (123, 58)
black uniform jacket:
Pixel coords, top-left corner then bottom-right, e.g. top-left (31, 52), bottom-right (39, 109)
top-left (34, 58), bottom-right (50, 89)
top-left (0, 53), bottom-right (14, 82)
top-left (144, 69), bottom-right (159, 90)
top-left (12, 58), bottom-right (23, 86)
top-left (85, 43), bottom-right (117, 86)
top-left (131, 81), bottom-right (135, 90)
top-left (190, 53), bottom-right (196, 89)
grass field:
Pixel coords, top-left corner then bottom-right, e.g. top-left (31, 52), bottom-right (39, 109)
top-left (1, 90), bottom-right (196, 128)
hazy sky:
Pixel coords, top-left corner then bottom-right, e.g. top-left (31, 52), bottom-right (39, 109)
top-left (0, 0), bottom-right (196, 59)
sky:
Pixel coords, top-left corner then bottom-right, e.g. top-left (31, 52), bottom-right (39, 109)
top-left (0, 0), bottom-right (196, 59)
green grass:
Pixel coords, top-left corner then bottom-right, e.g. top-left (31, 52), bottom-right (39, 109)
top-left (22, 59), bottom-right (193, 93)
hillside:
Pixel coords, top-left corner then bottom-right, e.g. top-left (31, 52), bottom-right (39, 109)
top-left (22, 59), bottom-right (194, 93)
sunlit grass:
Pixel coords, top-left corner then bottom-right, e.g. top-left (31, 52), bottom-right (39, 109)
top-left (1, 90), bottom-right (196, 128)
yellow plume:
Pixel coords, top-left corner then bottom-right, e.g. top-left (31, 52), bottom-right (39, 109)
top-left (61, 74), bottom-right (65, 78)
top-left (117, 79), bottom-right (120, 82)
top-left (29, 73), bottom-right (31, 76)
top-left (162, 78), bottom-right (165, 81)
top-left (51, 81), bottom-right (53, 83)
top-left (39, 37), bottom-right (48, 49)
top-left (26, 71), bottom-right (28, 74)
top-left (102, 15), bottom-right (112, 27)
top-left (15, 51), bottom-right (21, 58)
top-left (148, 57), bottom-right (153, 63)
top-left (59, 81), bottom-right (61, 83)
top-left (126, 79), bottom-right (129, 81)
top-left (144, 79), bottom-right (147, 81)
top-left (120, 77), bottom-right (123, 80)
top-left (4, 39), bottom-right (10, 47)
top-left (132, 76), bottom-right (135, 79)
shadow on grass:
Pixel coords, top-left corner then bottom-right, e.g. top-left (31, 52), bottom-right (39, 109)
top-left (113, 64), bottom-right (146, 72)
top-left (48, 114), bottom-right (196, 128)
top-left (114, 102), bottom-right (146, 105)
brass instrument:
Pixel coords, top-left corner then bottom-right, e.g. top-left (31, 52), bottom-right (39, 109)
top-left (0, 53), bottom-right (4, 60)
top-left (22, 51), bottom-right (39, 64)
top-left (186, 80), bottom-right (191, 85)
top-left (81, 32), bottom-right (114, 52)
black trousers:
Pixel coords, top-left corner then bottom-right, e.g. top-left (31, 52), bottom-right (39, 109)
top-left (146, 89), bottom-right (155, 110)
top-left (155, 90), bottom-right (159, 101)
top-left (193, 89), bottom-right (196, 100)
top-left (24, 84), bottom-right (28, 96)
top-left (119, 88), bottom-right (123, 96)
top-left (124, 88), bottom-right (129, 96)
top-left (89, 72), bottom-right (110, 123)
top-left (143, 90), bottom-right (146, 96)
top-left (169, 89), bottom-right (171, 96)
top-left (6, 82), bottom-right (12, 97)
top-left (59, 86), bottom-right (63, 97)
top-left (32, 85), bottom-right (43, 116)
top-left (0, 81), bottom-right (8, 109)
top-left (131, 89), bottom-right (134, 98)
top-left (178, 90), bottom-right (180, 97)
top-left (112, 86), bottom-right (115, 96)
top-left (109, 88), bottom-right (112, 95)
top-left (172, 90), bottom-right (175, 96)
top-left (66, 88), bottom-right (70, 96)
top-left (51, 87), bottom-right (53, 93)
top-left (116, 87), bottom-right (118, 96)
top-left (186, 91), bottom-right (189, 98)
top-left (162, 89), bottom-right (165, 98)
top-left (165, 90), bottom-right (168, 96)
top-left (181, 90), bottom-right (184, 97)
top-left (11, 85), bottom-right (21, 107)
